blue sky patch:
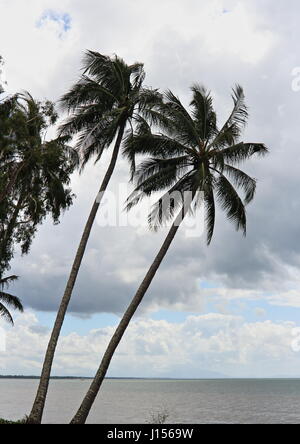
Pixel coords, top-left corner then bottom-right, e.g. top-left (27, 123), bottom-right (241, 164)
top-left (36, 10), bottom-right (72, 35)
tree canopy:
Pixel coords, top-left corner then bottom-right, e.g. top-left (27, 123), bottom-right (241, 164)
top-left (0, 92), bottom-right (78, 274)
top-left (125, 85), bottom-right (268, 243)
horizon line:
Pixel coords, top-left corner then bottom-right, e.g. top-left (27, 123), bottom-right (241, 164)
top-left (2, 375), bottom-right (300, 380)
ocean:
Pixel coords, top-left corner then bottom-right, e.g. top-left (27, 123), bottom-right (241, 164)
top-left (1, 378), bottom-right (300, 424)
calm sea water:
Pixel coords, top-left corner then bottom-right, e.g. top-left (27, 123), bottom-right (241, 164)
top-left (1, 378), bottom-right (300, 424)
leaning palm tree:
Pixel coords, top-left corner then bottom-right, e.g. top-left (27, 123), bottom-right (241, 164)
top-left (70, 84), bottom-right (268, 424)
top-left (0, 276), bottom-right (23, 325)
top-left (27, 51), bottom-right (160, 424)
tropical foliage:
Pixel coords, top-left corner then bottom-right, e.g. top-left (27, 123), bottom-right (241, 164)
top-left (0, 275), bottom-right (23, 325)
top-left (0, 417), bottom-right (27, 424)
top-left (59, 50), bottom-right (160, 166)
top-left (0, 92), bottom-right (78, 274)
top-left (125, 84), bottom-right (267, 240)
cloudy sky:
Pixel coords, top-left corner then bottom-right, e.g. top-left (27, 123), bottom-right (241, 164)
top-left (1, 0), bottom-right (300, 378)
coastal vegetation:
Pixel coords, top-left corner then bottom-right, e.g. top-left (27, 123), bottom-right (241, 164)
top-left (0, 417), bottom-right (27, 424)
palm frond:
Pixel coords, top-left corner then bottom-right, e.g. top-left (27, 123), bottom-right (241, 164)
top-left (0, 291), bottom-right (23, 312)
top-left (0, 303), bottom-right (14, 325)
top-left (190, 84), bottom-right (217, 142)
top-left (135, 156), bottom-right (190, 187)
top-left (211, 142), bottom-right (268, 166)
top-left (147, 171), bottom-right (198, 230)
top-left (230, 84), bottom-right (249, 127)
top-left (138, 107), bottom-right (175, 136)
top-left (0, 275), bottom-right (18, 288)
top-left (216, 174), bottom-right (247, 234)
top-left (59, 104), bottom-right (107, 137)
top-left (222, 164), bottom-right (256, 204)
top-left (137, 88), bottom-right (163, 113)
top-left (60, 77), bottom-right (116, 113)
top-left (124, 133), bottom-right (190, 162)
top-left (204, 175), bottom-right (216, 245)
top-left (210, 85), bottom-right (248, 148)
top-left (163, 90), bottom-right (199, 146)
top-left (125, 160), bottom-right (188, 212)
top-left (0, 275), bottom-right (23, 325)
top-left (129, 62), bottom-right (145, 90)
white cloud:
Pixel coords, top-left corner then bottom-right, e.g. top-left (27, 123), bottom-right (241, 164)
top-left (189, 2), bottom-right (276, 64)
top-left (269, 290), bottom-right (300, 308)
top-left (0, 0), bottom-right (276, 100)
top-left (36, 10), bottom-right (72, 36)
top-left (0, 0), bottom-right (78, 98)
top-left (1, 312), bottom-right (300, 378)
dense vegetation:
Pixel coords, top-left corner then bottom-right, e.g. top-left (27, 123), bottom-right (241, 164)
top-left (0, 93), bottom-right (78, 275)
top-left (0, 417), bottom-right (26, 424)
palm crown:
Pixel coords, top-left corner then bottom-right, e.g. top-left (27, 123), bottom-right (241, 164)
top-left (125, 85), bottom-right (268, 243)
top-left (60, 50), bottom-right (160, 167)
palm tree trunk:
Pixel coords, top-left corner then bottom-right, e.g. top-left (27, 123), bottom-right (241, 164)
top-left (70, 207), bottom-right (187, 424)
top-left (27, 123), bottom-right (126, 424)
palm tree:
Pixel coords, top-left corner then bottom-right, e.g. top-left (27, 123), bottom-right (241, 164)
top-left (70, 84), bottom-right (268, 424)
top-left (0, 275), bottom-right (23, 325)
top-left (27, 51), bottom-right (160, 424)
